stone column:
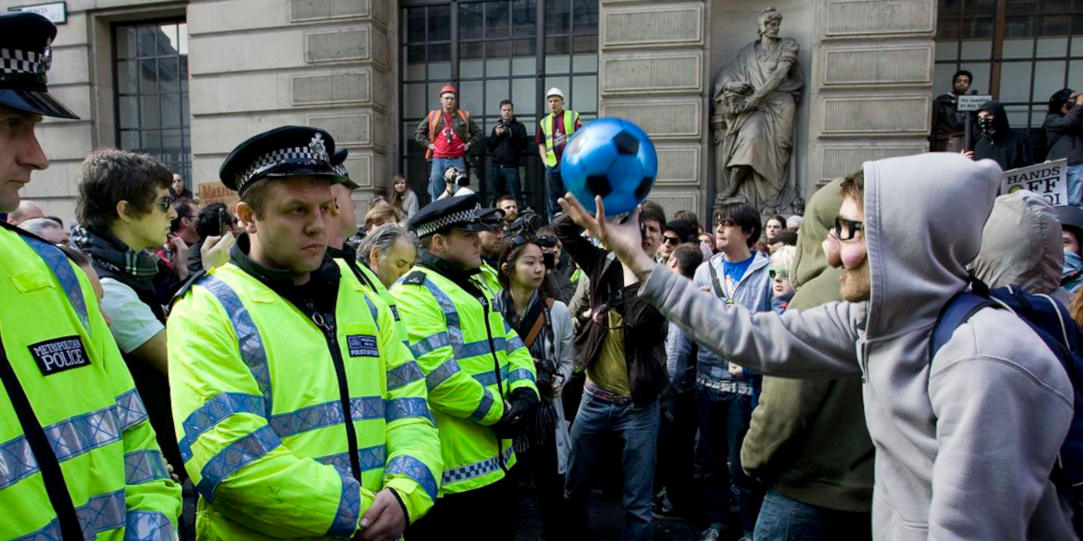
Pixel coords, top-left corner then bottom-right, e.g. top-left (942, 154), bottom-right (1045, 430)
top-left (188, 0), bottom-right (394, 219)
top-left (598, 1), bottom-right (711, 220)
top-left (805, 0), bottom-right (935, 189)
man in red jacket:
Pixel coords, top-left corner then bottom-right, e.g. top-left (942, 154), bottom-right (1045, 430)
top-left (413, 84), bottom-right (483, 204)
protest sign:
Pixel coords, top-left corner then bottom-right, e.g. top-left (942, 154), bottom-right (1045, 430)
top-left (1001, 158), bottom-right (1068, 206)
top-left (957, 94), bottom-right (992, 112)
top-left (197, 181), bottom-right (239, 209)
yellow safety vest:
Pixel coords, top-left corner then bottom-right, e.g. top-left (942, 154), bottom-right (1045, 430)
top-left (390, 262), bottom-right (537, 495)
top-left (168, 259), bottom-right (441, 539)
top-left (0, 224), bottom-right (181, 539)
top-left (540, 110), bottom-right (580, 167)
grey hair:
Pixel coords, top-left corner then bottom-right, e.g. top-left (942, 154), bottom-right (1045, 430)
top-left (20, 217), bottom-right (62, 236)
top-left (758, 7), bottom-right (783, 30)
top-left (357, 223), bottom-right (418, 264)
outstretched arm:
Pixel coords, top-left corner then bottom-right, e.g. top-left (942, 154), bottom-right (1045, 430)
top-left (557, 194), bottom-right (863, 377)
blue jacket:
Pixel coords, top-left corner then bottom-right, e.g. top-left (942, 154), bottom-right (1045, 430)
top-left (692, 251), bottom-right (773, 388)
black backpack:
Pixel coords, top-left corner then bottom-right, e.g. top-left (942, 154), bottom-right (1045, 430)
top-left (930, 278), bottom-right (1083, 505)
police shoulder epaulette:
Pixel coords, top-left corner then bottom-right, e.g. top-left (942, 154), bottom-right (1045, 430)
top-left (170, 269), bottom-right (208, 305)
top-left (402, 270), bottom-right (427, 286)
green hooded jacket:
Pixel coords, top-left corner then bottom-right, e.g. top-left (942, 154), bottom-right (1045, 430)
top-left (739, 177), bottom-right (875, 513)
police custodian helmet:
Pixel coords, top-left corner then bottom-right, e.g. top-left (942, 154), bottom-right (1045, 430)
top-left (0, 11), bottom-right (78, 119)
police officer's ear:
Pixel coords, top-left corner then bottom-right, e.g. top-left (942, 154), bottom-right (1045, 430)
top-left (235, 201), bottom-right (258, 234)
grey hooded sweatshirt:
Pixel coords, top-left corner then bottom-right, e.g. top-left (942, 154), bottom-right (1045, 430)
top-left (972, 190), bottom-right (1070, 304)
top-left (638, 152), bottom-right (1075, 540)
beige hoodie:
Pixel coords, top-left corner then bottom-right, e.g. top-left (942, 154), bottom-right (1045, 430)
top-left (972, 190), bottom-right (1066, 299)
top-left (640, 152), bottom-right (1075, 540)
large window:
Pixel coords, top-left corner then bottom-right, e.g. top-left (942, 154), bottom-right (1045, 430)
top-left (936, 0), bottom-right (1083, 156)
top-left (114, 21), bottom-right (192, 184)
top-left (401, 0), bottom-right (598, 208)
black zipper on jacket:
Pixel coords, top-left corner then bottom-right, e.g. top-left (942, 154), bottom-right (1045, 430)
top-left (0, 330), bottom-right (84, 539)
top-left (312, 312), bottom-right (362, 483)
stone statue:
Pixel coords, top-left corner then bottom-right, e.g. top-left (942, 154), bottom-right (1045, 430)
top-left (712, 7), bottom-right (803, 214)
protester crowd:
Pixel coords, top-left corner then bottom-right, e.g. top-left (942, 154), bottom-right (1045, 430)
top-left (10, 10), bottom-right (1083, 541)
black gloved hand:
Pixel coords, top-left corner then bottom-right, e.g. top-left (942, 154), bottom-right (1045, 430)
top-left (491, 388), bottom-right (539, 438)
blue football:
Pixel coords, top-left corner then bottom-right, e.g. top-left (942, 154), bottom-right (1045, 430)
top-left (561, 118), bottom-right (657, 216)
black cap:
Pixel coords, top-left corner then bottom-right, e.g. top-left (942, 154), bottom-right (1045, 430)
top-left (219, 126), bottom-right (346, 194)
top-left (1056, 205), bottom-right (1083, 236)
top-left (331, 148), bottom-right (360, 190)
top-left (410, 193), bottom-right (502, 238)
top-left (0, 12), bottom-right (77, 119)
top-left (665, 220), bottom-right (697, 243)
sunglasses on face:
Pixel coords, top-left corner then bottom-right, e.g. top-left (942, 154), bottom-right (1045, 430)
top-left (155, 195), bottom-right (174, 212)
top-left (662, 236), bottom-right (681, 246)
top-left (769, 268), bottom-right (790, 280)
top-left (834, 216), bottom-right (864, 241)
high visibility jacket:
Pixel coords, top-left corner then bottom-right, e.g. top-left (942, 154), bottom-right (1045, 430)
top-left (168, 260), bottom-right (441, 539)
top-left (540, 110), bottom-right (580, 167)
top-left (351, 258), bottom-right (409, 344)
top-left (391, 260), bottom-right (537, 495)
top-left (0, 224), bottom-right (181, 539)
top-left (479, 262), bottom-right (503, 299)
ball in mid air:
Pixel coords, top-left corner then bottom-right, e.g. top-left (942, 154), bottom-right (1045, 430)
top-left (560, 118), bottom-right (657, 216)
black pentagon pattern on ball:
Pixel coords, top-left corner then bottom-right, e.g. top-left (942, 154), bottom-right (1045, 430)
top-left (612, 130), bottom-right (640, 155)
top-left (586, 175), bottom-right (613, 197)
top-left (634, 177), bottom-right (653, 201)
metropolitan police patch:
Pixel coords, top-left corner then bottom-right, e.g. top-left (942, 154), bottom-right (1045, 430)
top-left (347, 334), bottom-right (379, 358)
top-left (28, 335), bottom-right (90, 375)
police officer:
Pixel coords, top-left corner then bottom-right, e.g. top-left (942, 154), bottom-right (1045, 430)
top-left (0, 12), bottom-right (182, 539)
top-left (167, 126), bottom-right (442, 539)
top-left (392, 194), bottom-right (539, 539)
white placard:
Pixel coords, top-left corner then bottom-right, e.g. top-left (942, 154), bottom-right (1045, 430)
top-left (957, 94), bottom-right (993, 112)
top-left (8, 2), bottom-right (66, 24)
top-left (1002, 158), bottom-right (1069, 206)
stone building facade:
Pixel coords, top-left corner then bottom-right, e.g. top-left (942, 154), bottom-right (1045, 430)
top-left (0, 0), bottom-right (980, 224)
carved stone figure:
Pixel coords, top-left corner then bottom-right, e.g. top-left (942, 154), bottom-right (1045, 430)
top-left (712, 7), bottom-right (803, 214)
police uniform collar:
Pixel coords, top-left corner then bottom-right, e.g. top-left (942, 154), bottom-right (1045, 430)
top-left (418, 250), bottom-right (480, 281)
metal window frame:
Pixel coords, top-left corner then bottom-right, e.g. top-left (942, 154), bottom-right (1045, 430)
top-left (111, 18), bottom-right (192, 184)
top-left (399, 0), bottom-right (598, 208)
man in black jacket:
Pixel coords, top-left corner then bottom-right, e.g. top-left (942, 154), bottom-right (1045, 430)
top-left (555, 201), bottom-right (668, 541)
top-left (487, 99), bottom-right (528, 207)
top-left (929, 70), bottom-right (973, 152)
top-left (965, 100), bottom-right (1033, 171)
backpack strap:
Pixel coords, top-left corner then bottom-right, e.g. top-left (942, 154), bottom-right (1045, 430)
top-left (929, 290), bottom-right (996, 363)
top-left (523, 298), bottom-right (555, 349)
top-left (706, 257), bottom-right (725, 299)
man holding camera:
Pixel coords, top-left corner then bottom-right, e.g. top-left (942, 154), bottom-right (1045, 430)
top-left (487, 100), bottom-right (528, 208)
top-left (392, 194), bottom-right (539, 540)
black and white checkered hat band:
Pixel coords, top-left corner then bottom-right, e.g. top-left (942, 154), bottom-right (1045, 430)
top-left (415, 208), bottom-right (479, 237)
top-left (236, 145), bottom-right (332, 192)
top-left (0, 48), bottom-right (47, 77)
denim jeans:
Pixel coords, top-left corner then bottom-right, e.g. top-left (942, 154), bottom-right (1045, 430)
top-left (489, 166), bottom-right (522, 207)
top-left (753, 488), bottom-right (873, 541)
top-left (1068, 163), bottom-right (1083, 208)
top-left (428, 156), bottom-right (465, 203)
top-left (696, 385), bottom-right (764, 534)
top-left (565, 388), bottom-right (660, 541)
top-left (545, 166), bottom-right (564, 221)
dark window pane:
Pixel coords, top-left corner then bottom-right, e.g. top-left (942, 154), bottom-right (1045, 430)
top-left (963, 17), bottom-right (995, 39)
top-left (117, 60), bottom-right (138, 94)
top-left (120, 130), bottom-right (139, 151)
top-left (1042, 14), bottom-right (1071, 36)
top-left (512, 40), bottom-right (536, 75)
top-left (142, 130), bottom-right (162, 154)
top-left (486, 2), bottom-right (510, 37)
top-left (939, 0), bottom-right (962, 16)
top-left (141, 95), bottom-right (161, 129)
top-left (546, 0), bottom-right (570, 34)
top-left (137, 26), bottom-right (158, 57)
top-left (139, 59), bottom-right (158, 94)
top-left (1004, 15), bottom-right (1034, 38)
top-left (461, 3), bottom-right (483, 39)
top-left (160, 57), bottom-right (180, 93)
top-left (546, 35), bottom-right (570, 55)
top-left (572, 0), bottom-right (598, 35)
top-left (1005, 0), bottom-right (1039, 16)
top-left (180, 56), bottom-right (188, 92)
top-left (462, 41), bottom-right (484, 78)
top-left (937, 16), bottom-right (961, 39)
top-left (428, 5), bottom-right (451, 42)
top-left (1041, 0), bottom-right (1071, 11)
top-left (161, 93), bottom-right (182, 128)
top-left (486, 41), bottom-right (511, 77)
top-left (118, 96), bottom-right (138, 128)
top-left (406, 8), bottom-right (426, 43)
top-left (513, 0), bottom-right (536, 37)
top-left (117, 27), bottom-right (137, 60)
top-left (573, 34), bottom-right (597, 55)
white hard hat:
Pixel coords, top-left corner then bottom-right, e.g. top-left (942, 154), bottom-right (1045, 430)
top-left (546, 87), bottom-right (565, 101)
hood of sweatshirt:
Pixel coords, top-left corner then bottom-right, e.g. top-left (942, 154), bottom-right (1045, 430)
top-left (863, 152), bottom-right (1002, 340)
top-left (978, 100), bottom-right (1012, 140)
top-left (791, 177), bottom-right (843, 289)
top-left (971, 191), bottom-right (1062, 294)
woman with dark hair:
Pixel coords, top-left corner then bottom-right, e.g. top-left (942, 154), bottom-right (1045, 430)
top-left (1045, 88), bottom-right (1083, 207)
top-left (497, 233), bottom-right (574, 540)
